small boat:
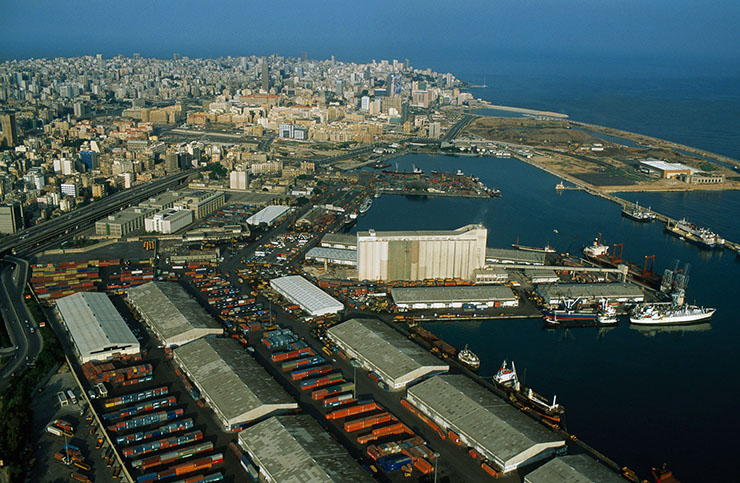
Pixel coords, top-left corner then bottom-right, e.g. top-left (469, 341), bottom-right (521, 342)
top-left (359, 198), bottom-right (372, 214)
top-left (596, 299), bottom-right (618, 325)
top-left (456, 169), bottom-right (464, 176)
top-left (457, 345), bottom-right (480, 370)
top-left (652, 463), bottom-right (682, 483)
top-left (493, 360), bottom-right (520, 390)
top-left (555, 181), bottom-right (565, 190)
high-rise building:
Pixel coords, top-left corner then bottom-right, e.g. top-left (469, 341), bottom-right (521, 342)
top-left (0, 110), bottom-right (19, 147)
top-left (261, 61), bottom-right (270, 92)
top-left (357, 224), bottom-right (488, 282)
top-left (73, 102), bottom-right (86, 118)
top-left (230, 170), bottom-right (248, 190)
top-left (61, 182), bottom-right (78, 197)
top-left (0, 203), bottom-right (23, 234)
top-left (165, 152), bottom-right (180, 172)
top-left (428, 122), bottom-right (441, 139)
top-left (80, 150), bottom-right (99, 171)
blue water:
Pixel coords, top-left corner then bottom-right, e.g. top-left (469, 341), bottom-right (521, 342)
top-left (352, 153), bottom-right (738, 481)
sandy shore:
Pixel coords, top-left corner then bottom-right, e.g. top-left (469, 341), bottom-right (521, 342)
top-left (483, 104), bottom-right (569, 119)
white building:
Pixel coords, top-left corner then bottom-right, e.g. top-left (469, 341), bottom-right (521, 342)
top-left (357, 224), bottom-right (487, 282)
top-left (56, 292), bottom-right (140, 363)
top-left (145, 208), bottom-right (193, 234)
top-left (246, 205), bottom-right (290, 227)
top-left (60, 183), bottom-right (78, 197)
top-left (230, 170), bottom-right (248, 190)
top-left (270, 275), bottom-right (343, 317)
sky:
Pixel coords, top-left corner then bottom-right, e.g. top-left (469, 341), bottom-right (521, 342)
top-left (2, 1), bottom-right (740, 74)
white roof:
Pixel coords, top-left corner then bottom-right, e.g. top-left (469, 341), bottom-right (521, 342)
top-left (56, 292), bottom-right (139, 360)
top-left (247, 205), bottom-right (290, 226)
top-left (270, 275), bottom-right (343, 317)
top-left (640, 160), bottom-right (698, 173)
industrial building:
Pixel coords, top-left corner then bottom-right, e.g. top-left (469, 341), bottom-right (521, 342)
top-left (320, 233), bottom-right (356, 250)
top-left (524, 454), bottom-right (624, 483)
top-left (247, 205), bottom-right (290, 226)
top-left (524, 269), bottom-right (560, 284)
top-left (391, 285), bottom-right (518, 310)
top-left (0, 203), bottom-right (23, 234)
top-left (238, 415), bottom-right (372, 483)
top-left (56, 292), bottom-right (140, 363)
top-left (327, 318), bottom-right (448, 390)
top-left (640, 160), bottom-right (695, 179)
top-left (305, 247), bottom-right (357, 266)
top-left (138, 190), bottom-right (186, 211)
top-left (537, 283), bottom-right (644, 305)
top-left (144, 208), bottom-right (193, 234)
top-left (127, 282), bottom-right (222, 347)
top-left (270, 275), bottom-right (343, 317)
top-left (472, 267), bottom-right (509, 284)
top-left (173, 338), bottom-right (297, 430)
top-left (173, 190), bottom-right (225, 219)
top-left (486, 248), bottom-right (545, 265)
top-left (95, 207), bottom-right (155, 237)
top-left (407, 375), bottom-right (566, 473)
top-left (357, 224), bottom-right (487, 282)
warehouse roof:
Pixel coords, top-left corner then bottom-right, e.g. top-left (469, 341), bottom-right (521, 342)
top-left (407, 375), bottom-right (564, 472)
top-left (127, 282), bottom-right (222, 346)
top-left (174, 338), bottom-right (296, 428)
top-left (320, 233), bottom-right (357, 248)
top-left (524, 454), bottom-right (625, 483)
top-left (239, 415), bottom-right (371, 483)
top-left (486, 248), bottom-right (545, 265)
top-left (56, 292), bottom-right (139, 361)
top-left (537, 283), bottom-right (644, 301)
top-left (246, 205), bottom-right (290, 226)
top-left (270, 275), bottom-right (343, 317)
top-left (305, 247), bottom-right (357, 262)
top-left (640, 160), bottom-right (697, 173)
top-left (327, 318), bottom-right (448, 389)
top-left (391, 285), bottom-right (517, 304)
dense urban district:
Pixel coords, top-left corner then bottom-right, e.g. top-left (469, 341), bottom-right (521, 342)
top-left (0, 53), bottom-right (728, 483)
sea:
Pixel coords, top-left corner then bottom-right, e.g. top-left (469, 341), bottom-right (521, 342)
top-left (351, 68), bottom-right (740, 481)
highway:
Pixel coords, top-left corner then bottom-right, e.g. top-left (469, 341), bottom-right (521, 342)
top-left (443, 113), bottom-right (476, 142)
top-left (0, 256), bottom-right (42, 389)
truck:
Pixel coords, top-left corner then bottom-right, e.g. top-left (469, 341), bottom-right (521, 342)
top-left (67, 389), bottom-right (77, 404)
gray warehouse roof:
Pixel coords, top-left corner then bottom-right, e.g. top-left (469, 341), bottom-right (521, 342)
top-left (320, 233), bottom-right (357, 249)
top-left (127, 282), bottom-right (222, 346)
top-left (524, 454), bottom-right (625, 483)
top-left (407, 375), bottom-right (564, 472)
top-left (270, 275), bottom-right (343, 317)
top-left (246, 205), bottom-right (290, 226)
top-left (56, 292), bottom-right (139, 363)
top-left (305, 247), bottom-right (357, 262)
top-left (174, 338), bottom-right (296, 429)
top-left (537, 283), bottom-right (644, 302)
top-left (391, 285), bottom-right (517, 304)
top-left (486, 248), bottom-right (545, 265)
top-left (238, 415), bottom-right (371, 483)
top-left (327, 318), bottom-right (448, 389)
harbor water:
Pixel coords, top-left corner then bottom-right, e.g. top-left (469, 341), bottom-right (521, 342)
top-left (351, 153), bottom-right (739, 481)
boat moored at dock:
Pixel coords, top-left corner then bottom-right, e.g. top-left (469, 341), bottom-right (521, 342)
top-left (621, 201), bottom-right (656, 222)
top-left (665, 218), bottom-right (724, 249)
top-left (629, 303), bottom-right (715, 325)
top-left (457, 345), bottom-right (480, 370)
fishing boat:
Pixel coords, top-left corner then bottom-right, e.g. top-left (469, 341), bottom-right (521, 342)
top-left (457, 345), bottom-right (480, 370)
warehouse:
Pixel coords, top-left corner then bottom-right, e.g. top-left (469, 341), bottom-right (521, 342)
top-left (407, 375), bottom-right (565, 473)
top-left (639, 160), bottom-right (695, 179)
top-left (174, 338), bottom-right (297, 430)
top-left (238, 415), bottom-right (372, 483)
top-left (270, 275), bottom-right (343, 317)
top-left (95, 207), bottom-right (154, 237)
top-left (305, 247), bottom-right (357, 266)
top-left (357, 224), bottom-right (487, 282)
top-left (56, 292), bottom-right (140, 363)
top-left (246, 205), bottom-right (290, 226)
top-left (327, 318), bottom-right (448, 390)
top-left (524, 269), bottom-right (560, 284)
top-left (473, 267), bottom-right (509, 284)
top-left (486, 248), bottom-right (545, 265)
top-left (391, 285), bottom-right (518, 310)
top-left (320, 233), bottom-right (356, 250)
top-left (537, 283), bottom-right (644, 305)
top-left (127, 281), bottom-right (222, 347)
top-left (524, 454), bottom-right (624, 483)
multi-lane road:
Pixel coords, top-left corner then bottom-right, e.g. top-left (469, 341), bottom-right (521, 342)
top-left (0, 256), bottom-right (42, 388)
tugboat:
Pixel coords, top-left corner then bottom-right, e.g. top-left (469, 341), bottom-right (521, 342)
top-left (621, 201), bottom-right (656, 222)
top-left (457, 345), bottom-right (480, 371)
top-left (555, 181), bottom-right (565, 191)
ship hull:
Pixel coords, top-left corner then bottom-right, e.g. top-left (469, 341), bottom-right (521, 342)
top-left (630, 308), bottom-right (715, 325)
top-left (621, 210), bottom-right (653, 222)
top-left (665, 224), bottom-right (720, 249)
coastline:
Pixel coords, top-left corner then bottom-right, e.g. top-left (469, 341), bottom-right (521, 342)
top-left (477, 102), bottom-right (569, 119)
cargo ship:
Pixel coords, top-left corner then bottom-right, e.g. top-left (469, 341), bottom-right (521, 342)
top-left (621, 201), bottom-right (655, 222)
top-left (582, 235), bottom-right (662, 289)
top-left (665, 218), bottom-right (724, 249)
top-left (629, 302), bottom-right (715, 325)
top-left (457, 345), bottom-right (480, 370)
top-left (543, 298), bottom-right (617, 327)
top-left (359, 198), bottom-right (372, 214)
top-left (492, 360), bottom-right (565, 423)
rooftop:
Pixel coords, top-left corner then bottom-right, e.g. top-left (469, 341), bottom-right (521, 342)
top-left (640, 159), bottom-right (698, 173)
top-left (270, 275), bottom-right (343, 317)
top-left (56, 292), bottom-right (139, 360)
top-left (537, 283), bottom-right (644, 300)
top-left (320, 232), bottom-right (357, 247)
top-left (524, 454), bottom-right (625, 483)
top-left (357, 223), bottom-right (486, 239)
top-left (305, 247), bottom-right (358, 262)
top-left (327, 318), bottom-right (448, 387)
top-left (238, 415), bottom-right (372, 483)
top-left (391, 285), bottom-right (517, 304)
top-left (486, 248), bottom-right (545, 265)
top-left (246, 205), bottom-right (290, 225)
top-left (174, 338), bottom-right (296, 427)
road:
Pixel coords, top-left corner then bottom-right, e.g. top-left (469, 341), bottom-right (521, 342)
top-left (0, 256), bottom-right (42, 389)
top-left (443, 113), bottom-right (476, 142)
